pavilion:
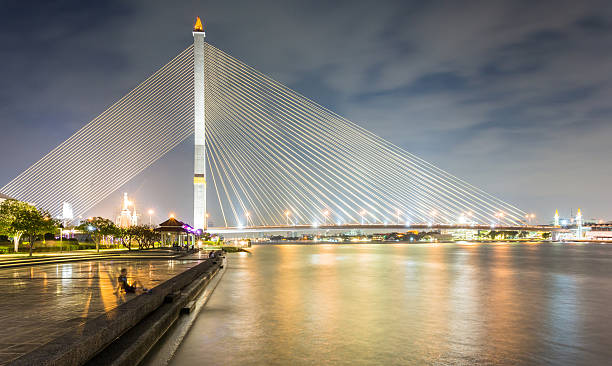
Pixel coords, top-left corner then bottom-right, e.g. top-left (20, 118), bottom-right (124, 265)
top-left (155, 217), bottom-right (198, 248)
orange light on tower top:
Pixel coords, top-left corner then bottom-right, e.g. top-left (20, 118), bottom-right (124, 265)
top-left (194, 17), bottom-right (204, 32)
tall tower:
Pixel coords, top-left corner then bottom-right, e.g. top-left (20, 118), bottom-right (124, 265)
top-left (193, 17), bottom-right (206, 230)
top-left (576, 208), bottom-right (583, 238)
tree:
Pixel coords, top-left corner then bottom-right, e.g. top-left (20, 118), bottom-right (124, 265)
top-left (10, 207), bottom-right (58, 256)
top-left (77, 217), bottom-right (116, 253)
top-left (116, 227), bottom-right (136, 250)
top-left (130, 225), bottom-right (159, 250)
top-left (0, 199), bottom-right (54, 253)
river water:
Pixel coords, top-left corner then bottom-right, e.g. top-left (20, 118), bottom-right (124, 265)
top-left (168, 243), bottom-right (612, 365)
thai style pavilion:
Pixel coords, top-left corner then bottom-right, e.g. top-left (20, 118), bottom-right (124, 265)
top-left (155, 217), bottom-right (198, 248)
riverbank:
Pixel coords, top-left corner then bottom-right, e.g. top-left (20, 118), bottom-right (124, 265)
top-left (1, 251), bottom-right (223, 365)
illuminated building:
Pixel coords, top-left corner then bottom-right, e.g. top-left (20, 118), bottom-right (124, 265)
top-left (116, 192), bottom-right (138, 228)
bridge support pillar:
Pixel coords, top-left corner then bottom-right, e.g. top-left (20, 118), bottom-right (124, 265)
top-left (193, 17), bottom-right (206, 230)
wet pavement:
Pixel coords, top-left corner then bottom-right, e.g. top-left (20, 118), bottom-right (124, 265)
top-left (0, 252), bottom-right (209, 365)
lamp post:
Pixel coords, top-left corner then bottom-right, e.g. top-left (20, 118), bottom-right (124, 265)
top-left (245, 212), bottom-right (250, 227)
top-left (396, 209), bottom-right (401, 225)
top-left (360, 210), bottom-right (367, 225)
top-left (285, 210), bottom-right (290, 226)
top-left (205, 213), bottom-right (209, 229)
top-left (323, 210), bottom-right (330, 225)
top-left (495, 212), bottom-right (504, 226)
top-left (148, 209), bottom-right (154, 227)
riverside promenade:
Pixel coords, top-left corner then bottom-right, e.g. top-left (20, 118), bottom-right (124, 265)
top-left (0, 250), bottom-right (217, 365)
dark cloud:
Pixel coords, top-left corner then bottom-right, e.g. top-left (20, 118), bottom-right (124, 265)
top-left (1, 0), bottom-right (611, 222)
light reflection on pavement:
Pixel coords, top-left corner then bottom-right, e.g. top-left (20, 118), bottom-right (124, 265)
top-left (0, 252), bottom-right (208, 365)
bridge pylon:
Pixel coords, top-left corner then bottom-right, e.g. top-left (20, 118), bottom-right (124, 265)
top-left (193, 17), bottom-right (206, 230)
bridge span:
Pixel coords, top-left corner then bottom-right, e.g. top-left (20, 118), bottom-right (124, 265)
top-left (208, 224), bottom-right (569, 235)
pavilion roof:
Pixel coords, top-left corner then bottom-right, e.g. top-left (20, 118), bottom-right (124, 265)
top-left (156, 217), bottom-right (191, 233)
top-left (158, 217), bottom-right (184, 227)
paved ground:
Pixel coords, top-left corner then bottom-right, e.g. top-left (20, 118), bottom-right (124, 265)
top-left (0, 252), bottom-right (210, 365)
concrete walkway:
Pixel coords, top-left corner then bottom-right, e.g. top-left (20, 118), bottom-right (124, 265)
top-left (0, 252), bottom-right (210, 365)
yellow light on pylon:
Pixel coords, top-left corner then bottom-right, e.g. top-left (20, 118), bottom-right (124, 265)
top-left (194, 17), bottom-right (204, 32)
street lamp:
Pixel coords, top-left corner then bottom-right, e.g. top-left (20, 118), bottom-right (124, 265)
top-left (323, 210), bottom-right (330, 225)
top-left (525, 213), bottom-right (535, 225)
top-left (285, 210), bottom-right (290, 226)
top-left (245, 212), bottom-right (250, 227)
top-left (360, 210), bottom-right (367, 225)
top-left (205, 212), bottom-right (209, 229)
top-left (148, 209), bottom-right (154, 227)
top-left (495, 212), bottom-right (504, 226)
top-left (396, 209), bottom-right (401, 225)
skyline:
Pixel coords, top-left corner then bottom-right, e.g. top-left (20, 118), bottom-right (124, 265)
top-left (2, 1), bottom-right (612, 222)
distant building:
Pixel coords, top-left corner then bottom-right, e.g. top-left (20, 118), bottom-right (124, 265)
top-left (585, 224), bottom-right (612, 241)
top-left (116, 193), bottom-right (138, 228)
top-left (0, 193), bottom-right (11, 204)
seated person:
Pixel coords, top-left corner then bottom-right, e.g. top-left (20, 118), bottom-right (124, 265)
top-left (116, 268), bottom-right (147, 294)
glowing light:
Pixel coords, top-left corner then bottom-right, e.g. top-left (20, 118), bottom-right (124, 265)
top-left (194, 17), bottom-right (204, 32)
top-left (148, 209), bottom-right (154, 215)
top-left (169, 213), bottom-right (175, 218)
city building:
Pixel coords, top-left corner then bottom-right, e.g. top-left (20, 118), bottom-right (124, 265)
top-left (116, 192), bottom-right (138, 228)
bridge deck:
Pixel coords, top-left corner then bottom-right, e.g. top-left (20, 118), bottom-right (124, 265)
top-left (208, 224), bottom-right (568, 234)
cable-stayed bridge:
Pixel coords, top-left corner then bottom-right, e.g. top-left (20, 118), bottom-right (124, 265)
top-left (1, 18), bottom-right (532, 232)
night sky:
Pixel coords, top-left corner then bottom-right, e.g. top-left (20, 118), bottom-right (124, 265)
top-left (1, 0), bottom-right (611, 224)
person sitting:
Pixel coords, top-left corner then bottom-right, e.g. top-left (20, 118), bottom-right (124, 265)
top-left (116, 268), bottom-right (148, 294)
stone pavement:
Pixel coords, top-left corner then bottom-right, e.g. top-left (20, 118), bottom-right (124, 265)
top-left (0, 252), bottom-right (210, 365)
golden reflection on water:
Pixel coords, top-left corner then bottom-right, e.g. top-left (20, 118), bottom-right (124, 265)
top-left (168, 243), bottom-right (612, 366)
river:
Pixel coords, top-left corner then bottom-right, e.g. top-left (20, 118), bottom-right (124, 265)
top-left (167, 243), bottom-right (612, 365)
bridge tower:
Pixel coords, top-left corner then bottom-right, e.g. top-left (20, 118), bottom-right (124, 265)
top-left (576, 208), bottom-right (583, 238)
top-left (193, 17), bottom-right (206, 230)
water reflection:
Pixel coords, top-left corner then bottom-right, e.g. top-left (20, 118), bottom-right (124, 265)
top-left (168, 244), bottom-right (612, 366)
